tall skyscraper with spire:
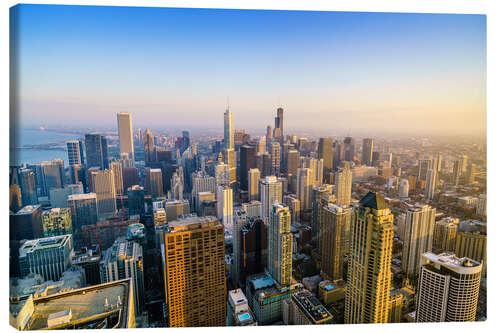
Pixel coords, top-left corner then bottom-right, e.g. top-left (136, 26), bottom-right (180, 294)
top-left (224, 108), bottom-right (236, 184)
top-left (117, 112), bottom-right (134, 163)
top-left (345, 192), bottom-right (394, 324)
top-left (273, 107), bottom-right (284, 144)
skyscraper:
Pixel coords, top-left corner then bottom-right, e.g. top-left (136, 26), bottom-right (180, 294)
top-left (425, 168), bottom-right (437, 200)
top-left (66, 140), bottom-right (82, 166)
top-left (362, 138), bottom-right (374, 166)
top-left (400, 204), bottom-right (436, 275)
top-left (345, 192), bottom-right (393, 324)
top-left (240, 145), bottom-right (256, 190)
top-left (270, 142), bottom-right (281, 176)
top-left (268, 204), bottom-right (293, 287)
top-left (110, 160), bottom-right (124, 196)
top-left (335, 165), bottom-right (352, 206)
top-left (163, 216), bottom-right (226, 327)
top-left (416, 252), bottom-right (482, 322)
top-left (143, 129), bottom-right (155, 165)
top-left (215, 162), bottom-right (230, 187)
top-left (117, 112), bottom-right (134, 162)
top-left (101, 238), bottom-right (145, 315)
top-left (260, 176), bottom-right (282, 224)
top-left (19, 168), bottom-right (37, 206)
top-left (67, 193), bottom-right (98, 247)
top-left (418, 159), bottom-right (432, 182)
top-left (343, 137), bottom-right (355, 161)
top-left (320, 203), bottom-right (351, 281)
top-left (217, 185), bottom-right (233, 230)
top-left (297, 168), bottom-right (313, 211)
top-left (145, 168), bottom-right (164, 198)
top-left (89, 169), bottom-right (116, 218)
top-left (286, 149), bottom-right (300, 176)
top-left (273, 107), bottom-right (284, 143)
top-left (85, 133), bottom-right (109, 170)
top-left (232, 209), bottom-right (248, 285)
top-left (318, 138), bottom-right (333, 177)
top-left (248, 168), bottom-right (261, 201)
top-left (41, 159), bottom-right (65, 194)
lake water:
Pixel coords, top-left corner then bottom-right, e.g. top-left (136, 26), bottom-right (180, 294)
top-left (10, 128), bottom-right (83, 166)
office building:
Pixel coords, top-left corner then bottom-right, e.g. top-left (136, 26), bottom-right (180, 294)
top-left (259, 176), bottom-right (282, 224)
top-left (84, 133), bottom-right (109, 170)
top-left (343, 137), bottom-right (355, 161)
top-left (248, 168), bottom-right (261, 201)
top-left (418, 159), bottom-right (432, 182)
top-left (232, 209), bottom-right (248, 284)
top-left (311, 185), bottom-right (333, 248)
top-left (433, 217), bottom-right (458, 252)
top-left (19, 168), bottom-right (38, 206)
top-left (41, 208), bottom-right (72, 237)
top-left (128, 185), bottom-right (145, 216)
top-left (320, 204), bottom-right (351, 281)
top-left (335, 165), bottom-right (352, 206)
top-left (425, 169), bottom-right (437, 200)
top-left (110, 161), bottom-right (124, 196)
top-left (362, 138), bottom-right (374, 166)
top-left (237, 217), bottom-right (268, 287)
top-left (117, 112), bottom-right (134, 162)
top-left (345, 192), bottom-right (393, 324)
top-left (400, 204), bottom-right (436, 275)
top-left (297, 168), bottom-right (313, 211)
top-left (217, 185), bottom-right (233, 230)
top-left (41, 159), bottom-right (65, 194)
top-left (10, 184), bottom-right (22, 212)
top-left (284, 194), bottom-right (300, 223)
top-left (415, 252), bottom-right (482, 322)
top-left (455, 220), bottom-right (487, 277)
top-left (145, 168), bottom-right (163, 198)
top-left (240, 145), bottom-right (256, 190)
top-left (246, 272), bottom-right (300, 325)
top-left (196, 191), bottom-right (215, 216)
top-left (72, 245), bottom-right (102, 286)
top-left (268, 204), bottom-right (293, 287)
top-left (224, 109), bottom-right (237, 184)
top-left (164, 199), bottom-right (190, 222)
top-left (388, 290), bottom-right (404, 323)
top-left (153, 207), bottom-right (167, 226)
top-left (286, 149), bottom-right (300, 176)
top-left (19, 234), bottom-right (73, 281)
top-left (66, 140), bottom-right (82, 166)
top-left (283, 289), bottom-right (333, 325)
top-left (67, 193), bottom-right (98, 246)
top-left (163, 216), bottom-right (226, 327)
top-left (49, 183), bottom-right (84, 208)
top-left (89, 169), bottom-right (117, 218)
top-left (318, 138), bottom-right (333, 176)
top-left (81, 219), bottom-right (138, 250)
top-left (318, 280), bottom-right (346, 305)
top-left (101, 238), bottom-right (144, 315)
top-left (10, 205), bottom-right (44, 241)
top-left (143, 129), bottom-right (155, 165)
top-left (274, 107), bottom-right (284, 143)
top-left (242, 200), bottom-right (262, 219)
top-left (227, 289), bottom-right (257, 326)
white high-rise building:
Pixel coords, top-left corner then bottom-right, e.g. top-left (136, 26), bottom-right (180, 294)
top-left (248, 168), bottom-right (261, 201)
top-left (117, 112), bottom-right (134, 163)
top-left (416, 252), bottom-right (482, 322)
top-left (259, 176), bottom-right (282, 224)
top-left (217, 185), bottom-right (233, 231)
top-left (242, 200), bottom-right (262, 219)
top-left (401, 204), bottom-right (436, 275)
top-left (425, 169), bottom-right (437, 200)
top-left (335, 166), bottom-right (352, 206)
top-left (257, 136), bottom-right (266, 155)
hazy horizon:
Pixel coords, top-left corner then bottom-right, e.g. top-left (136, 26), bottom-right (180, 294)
top-left (10, 5), bottom-right (486, 138)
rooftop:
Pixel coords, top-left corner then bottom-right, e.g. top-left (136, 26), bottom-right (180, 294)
top-left (16, 205), bottom-right (41, 215)
top-left (422, 252), bottom-right (482, 275)
top-left (20, 235), bottom-right (71, 256)
top-left (359, 192), bottom-right (388, 210)
top-left (292, 290), bottom-right (333, 323)
top-left (167, 215), bottom-right (221, 232)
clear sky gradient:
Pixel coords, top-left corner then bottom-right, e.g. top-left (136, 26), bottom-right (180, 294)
top-left (10, 4), bottom-right (486, 137)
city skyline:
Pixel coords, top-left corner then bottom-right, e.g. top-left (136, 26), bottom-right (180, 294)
top-left (11, 5), bottom-right (485, 137)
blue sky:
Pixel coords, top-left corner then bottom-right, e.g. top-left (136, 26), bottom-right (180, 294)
top-left (11, 4), bottom-right (486, 137)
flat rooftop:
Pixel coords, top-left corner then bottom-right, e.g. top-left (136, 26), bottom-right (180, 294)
top-left (422, 252), bottom-right (482, 274)
top-left (20, 235), bottom-right (71, 256)
top-left (167, 215), bottom-right (220, 232)
top-left (22, 279), bottom-right (132, 330)
top-left (16, 205), bottom-right (41, 215)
